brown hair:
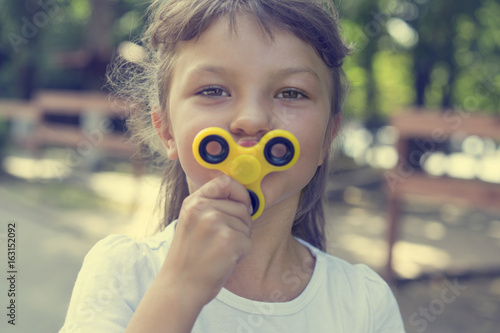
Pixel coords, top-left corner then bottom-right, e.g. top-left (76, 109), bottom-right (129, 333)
top-left (108, 0), bottom-right (350, 251)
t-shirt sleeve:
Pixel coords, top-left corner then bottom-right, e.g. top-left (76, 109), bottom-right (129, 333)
top-left (59, 234), bottom-right (153, 333)
top-left (358, 265), bottom-right (406, 333)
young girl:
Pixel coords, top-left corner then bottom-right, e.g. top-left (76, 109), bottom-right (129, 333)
top-left (61, 0), bottom-right (405, 332)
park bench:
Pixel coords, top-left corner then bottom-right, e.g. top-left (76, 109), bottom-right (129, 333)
top-left (0, 90), bottom-right (143, 175)
top-left (385, 109), bottom-right (500, 282)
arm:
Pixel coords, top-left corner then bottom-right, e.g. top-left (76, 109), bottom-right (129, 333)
top-left (126, 175), bottom-right (253, 333)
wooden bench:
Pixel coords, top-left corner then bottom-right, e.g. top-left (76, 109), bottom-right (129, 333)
top-left (385, 109), bottom-right (500, 282)
top-left (0, 90), bottom-right (144, 175)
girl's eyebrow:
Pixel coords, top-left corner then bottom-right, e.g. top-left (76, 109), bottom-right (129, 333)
top-left (185, 65), bottom-right (228, 79)
top-left (272, 67), bottom-right (321, 82)
top-left (185, 65), bottom-right (321, 83)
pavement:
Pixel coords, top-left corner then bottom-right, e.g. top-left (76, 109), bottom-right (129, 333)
top-left (0, 176), bottom-right (136, 332)
top-left (0, 169), bottom-right (499, 333)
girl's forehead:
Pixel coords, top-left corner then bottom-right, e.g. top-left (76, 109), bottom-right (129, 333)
top-left (168, 14), bottom-right (333, 102)
top-left (177, 21), bottom-right (325, 72)
top-left (162, 13), bottom-right (334, 103)
top-left (177, 14), bottom-right (323, 65)
top-left (190, 14), bottom-right (277, 46)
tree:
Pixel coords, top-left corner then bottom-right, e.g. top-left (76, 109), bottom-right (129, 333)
top-left (0, 0), bottom-right (147, 98)
top-left (338, 0), bottom-right (500, 120)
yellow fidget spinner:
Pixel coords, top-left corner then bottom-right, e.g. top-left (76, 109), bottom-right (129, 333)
top-left (193, 127), bottom-right (300, 220)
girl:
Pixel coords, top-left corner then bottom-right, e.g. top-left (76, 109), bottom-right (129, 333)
top-left (61, 0), bottom-right (405, 332)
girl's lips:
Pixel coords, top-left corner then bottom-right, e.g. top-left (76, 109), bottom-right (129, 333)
top-left (238, 140), bottom-right (259, 147)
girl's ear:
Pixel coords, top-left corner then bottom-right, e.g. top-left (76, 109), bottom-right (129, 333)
top-left (318, 113), bottom-right (342, 166)
top-left (151, 106), bottom-right (179, 160)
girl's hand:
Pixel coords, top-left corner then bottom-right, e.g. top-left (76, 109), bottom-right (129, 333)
top-left (126, 175), bottom-right (252, 333)
top-left (162, 174), bottom-right (253, 307)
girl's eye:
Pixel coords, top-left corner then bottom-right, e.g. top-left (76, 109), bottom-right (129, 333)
top-left (276, 89), bottom-right (308, 100)
top-left (196, 86), bottom-right (229, 97)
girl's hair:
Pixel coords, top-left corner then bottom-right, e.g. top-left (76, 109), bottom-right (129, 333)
top-left (108, 0), bottom-right (350, 251)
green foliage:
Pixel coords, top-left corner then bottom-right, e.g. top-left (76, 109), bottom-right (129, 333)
top-left (0, 0), bottom-right (498, 118)
top-left (69, 0), bottom-right (92, 23)
top-left (339, 0), bottom-right (500, 120)
top-left (0, 0), bottom-right (147, 97)
top-left (424, 62), bottom-right (451, 108)
top-left (344, 61), bottom-right (369, 119)
top-left (373, 51), bottom-right (415, 116)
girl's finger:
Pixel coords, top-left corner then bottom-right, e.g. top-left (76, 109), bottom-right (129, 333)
top-left (199, 201), bottom-right (252, 237)
top-left (198, 175), bottom-right (253, 219)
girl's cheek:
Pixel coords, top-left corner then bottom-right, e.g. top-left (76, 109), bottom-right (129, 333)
top-left (178, 136), bottom-right (224, 190)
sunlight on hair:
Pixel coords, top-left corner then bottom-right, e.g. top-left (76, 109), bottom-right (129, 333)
top-left (118, 41), bottom-right (147, 64)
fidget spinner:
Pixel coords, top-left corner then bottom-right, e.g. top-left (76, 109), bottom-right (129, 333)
top-left (193, 127), bottom-right (300, 220)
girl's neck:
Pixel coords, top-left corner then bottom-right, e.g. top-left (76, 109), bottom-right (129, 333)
top-left (223, 193), bottom-right (316, 302)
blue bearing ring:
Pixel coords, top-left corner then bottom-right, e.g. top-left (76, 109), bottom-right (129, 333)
top-left (248, 190), bottom-right (260, 216)
top-left (198, 135), bottom-right (230, 164)
top-left (264, 137), bottom-right (295, 167)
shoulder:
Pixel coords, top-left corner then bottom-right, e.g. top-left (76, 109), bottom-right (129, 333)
top-left (313, 249), bottom-right (391, 299)
top-left (300, 241), bottom-right (405, 332)
top-left (71, 222), bottom-right (177, 301)
top-left (321, 252), bottom-right (390, 293)
top-left (59, 223), bottom-right (176, 332)
top-left (82, 222), bottom-right (175, 278)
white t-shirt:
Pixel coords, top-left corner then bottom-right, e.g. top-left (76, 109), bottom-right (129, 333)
top-left (60, 222), bottom-right (405, 332)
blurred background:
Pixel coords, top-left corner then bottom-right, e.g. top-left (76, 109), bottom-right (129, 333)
top-left (0, 0), bottom-right (499, 332)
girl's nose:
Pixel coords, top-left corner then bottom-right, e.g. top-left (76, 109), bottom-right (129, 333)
top-left (229, 97), bottom-right (272, 137)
